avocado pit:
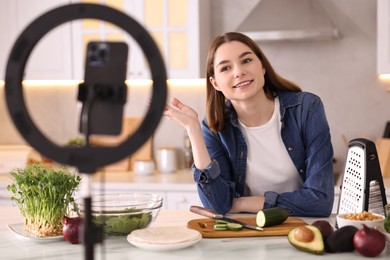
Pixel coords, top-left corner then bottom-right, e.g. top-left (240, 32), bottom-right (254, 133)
top-left (294, 226), bottom-right (315, 242)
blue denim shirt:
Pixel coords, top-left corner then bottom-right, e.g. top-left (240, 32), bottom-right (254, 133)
top-left (192, 90), bottom-right (334, 217)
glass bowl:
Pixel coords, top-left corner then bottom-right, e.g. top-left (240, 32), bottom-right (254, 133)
top-left (77, 193), bottom-right (163, 236)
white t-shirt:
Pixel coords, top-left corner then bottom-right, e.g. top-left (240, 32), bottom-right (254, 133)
top-left (239, 97), bottom-right (303, 196)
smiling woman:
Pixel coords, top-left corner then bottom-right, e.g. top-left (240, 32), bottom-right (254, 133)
top-left (209, 43), bottom-right (266, 104)
top-left (163, 32), bottom-right (334, 217)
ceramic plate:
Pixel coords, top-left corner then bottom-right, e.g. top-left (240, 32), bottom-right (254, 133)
top-left (7, 223), bottom-right (64, 242)
top-left (127, 226), bottom-right (202, 251)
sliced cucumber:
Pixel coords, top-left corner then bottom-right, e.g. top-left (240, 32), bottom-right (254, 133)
top-left (256, 207), bottom-right (289, 227)
top-left (214, 221), bottom-right (243, 231)
top-left (215, 219), bottom-right (229, 225)
top-left (214, 224), bottom-right (228, 231)
top-left (227, 223), bottom-right (243, 231)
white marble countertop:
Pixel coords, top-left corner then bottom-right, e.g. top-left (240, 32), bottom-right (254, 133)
top-left (1, 206), bottom-right (389, 260)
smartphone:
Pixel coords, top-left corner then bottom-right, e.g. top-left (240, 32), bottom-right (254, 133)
top-left (79, 41), bottom-right (128, 136)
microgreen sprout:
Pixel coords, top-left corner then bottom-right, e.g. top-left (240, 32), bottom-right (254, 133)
top-left (7, 164), bottom-right (81, 237)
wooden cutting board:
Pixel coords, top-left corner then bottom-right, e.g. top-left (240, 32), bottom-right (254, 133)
top-left (187, 217), bottom-right (306, 238)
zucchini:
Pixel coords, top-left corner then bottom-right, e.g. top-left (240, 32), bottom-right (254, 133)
top-left (256, 207), bottom-right (289, 227)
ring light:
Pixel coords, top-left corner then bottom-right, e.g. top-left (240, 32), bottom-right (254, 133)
top-left (4, 3), bottom-right (167, 173)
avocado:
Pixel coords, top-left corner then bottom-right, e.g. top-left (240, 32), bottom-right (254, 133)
top-left (288, 225), bottom-right (324, 255)
top-left (311, 220), bottom-right (334, 239)
top-left (325, 225), bottom-right (358, 253)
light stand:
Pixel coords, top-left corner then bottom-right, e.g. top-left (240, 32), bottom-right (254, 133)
top-left (4, 4), bottom-right (167, 260)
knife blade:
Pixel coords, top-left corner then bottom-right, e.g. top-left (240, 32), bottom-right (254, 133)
top-left (190, 205), bottom-right (263, 231)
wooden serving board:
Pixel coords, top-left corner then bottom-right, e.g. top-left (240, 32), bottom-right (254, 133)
top-left (187, 217), bottom-right (306, 238)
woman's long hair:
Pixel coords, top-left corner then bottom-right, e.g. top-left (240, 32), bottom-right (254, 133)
top-left (205, 32), bottom-right (301, 133)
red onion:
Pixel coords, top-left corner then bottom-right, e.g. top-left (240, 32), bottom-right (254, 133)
top-left (353, 224), bottom-right (386, 257)
top-left (62, 216), bottom-right (83, 244)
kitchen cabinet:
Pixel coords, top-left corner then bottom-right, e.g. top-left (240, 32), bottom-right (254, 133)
top-left (143, 0), bottom-right (210, 79)
top-left (87, 187), bottom-right (201, 210)
top-left (70, 0), bottom-right (148, 79)
top-left (377, 0), bottom-right (390, 75)
top-left (71, 0), bottom-right (210, 79)
top-left (0, 0), bottom-right (73, 80)
top-left (0, 1), bottom-right (12, 81)
top-left (165, 191), bottom-right (201, 210)
top-left (0, 170), bottom-right (202, 210)
top-left (85, 171), bottom-right (202, 210)
top-left (0, 0), bottom-right (209, 80)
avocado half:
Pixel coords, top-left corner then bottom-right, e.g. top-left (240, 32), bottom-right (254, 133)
top-left (287, 225), bottom-right (324, 255)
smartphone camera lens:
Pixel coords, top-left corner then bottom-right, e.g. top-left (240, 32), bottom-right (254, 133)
top-left (87, 42), bottom-right (110, 66)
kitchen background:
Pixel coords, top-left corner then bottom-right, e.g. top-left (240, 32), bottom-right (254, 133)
top-left (0, 0), bottom-right (390, 176)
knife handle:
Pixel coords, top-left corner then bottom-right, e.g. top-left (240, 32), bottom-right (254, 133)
top-left (190, 205), bottom-right (223, 218)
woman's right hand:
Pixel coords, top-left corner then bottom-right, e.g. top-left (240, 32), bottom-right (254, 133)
top-left (164, 98), bottom-right (211, 170)
top-left (164, 98), bottom-right (199, 130)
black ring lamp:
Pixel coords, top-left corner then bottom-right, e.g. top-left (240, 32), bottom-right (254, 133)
top-left (4, 3), bottom-right (167, 174)
top-left (4, 4), bottom-right (167, 260)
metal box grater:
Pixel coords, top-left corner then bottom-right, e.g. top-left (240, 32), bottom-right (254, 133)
top-left (337, 138), bottom-right (387, 216)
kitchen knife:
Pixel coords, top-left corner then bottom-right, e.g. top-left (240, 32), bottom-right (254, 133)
top-left (190, 205), bottom-right (263, 231)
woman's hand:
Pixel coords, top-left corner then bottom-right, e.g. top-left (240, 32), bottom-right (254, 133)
top-left (164, 98), bottom-right (211, 170)
top-left (164, 98), bottom-right (199, 130)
